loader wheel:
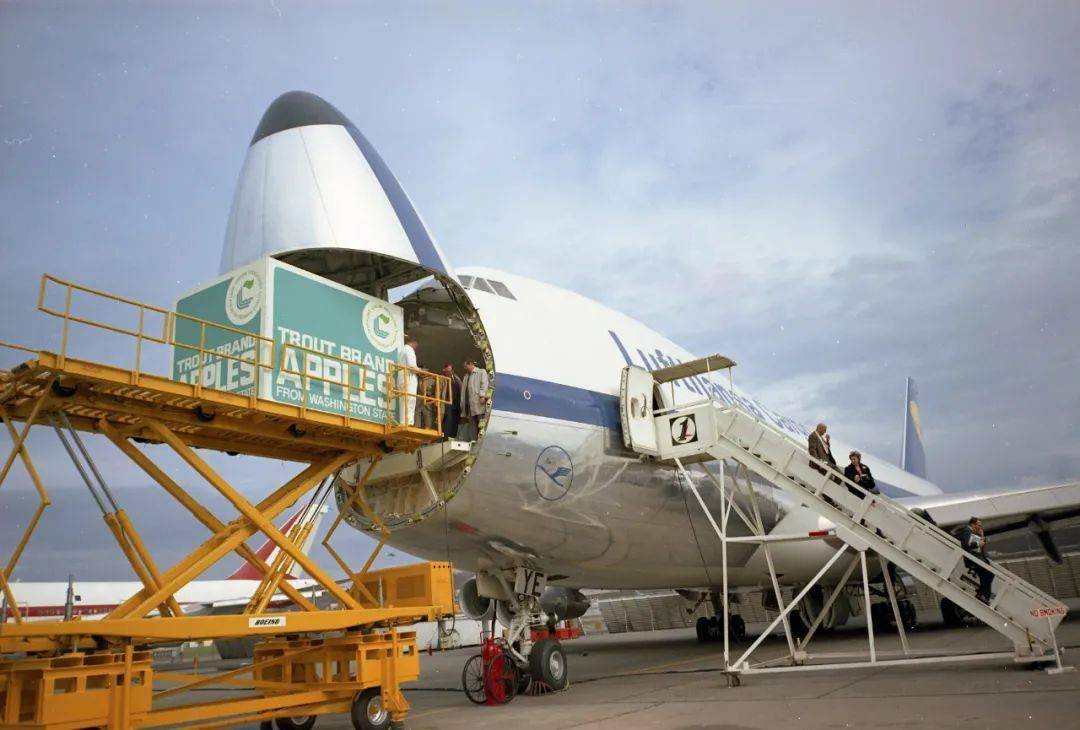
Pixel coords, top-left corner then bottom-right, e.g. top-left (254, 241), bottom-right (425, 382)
top-left (51, 380), bottom-right (77, 397)
top-left (351, 688), bottom-right (390, 730)
top-left (275, 716), bottom-right (316, 730)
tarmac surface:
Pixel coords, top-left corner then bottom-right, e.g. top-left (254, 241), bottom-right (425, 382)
top-left (201, 615), bottom-right (1080, 729)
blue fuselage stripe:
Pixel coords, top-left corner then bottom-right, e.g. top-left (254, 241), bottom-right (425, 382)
top-left (493, 373), bottom-right (621, 428)
top-left (492, 372), bottom-right (919, 498)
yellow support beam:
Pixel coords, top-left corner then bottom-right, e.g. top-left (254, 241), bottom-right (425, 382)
top-left (97, 418), bottom-right (319, 612)
top-left (107, 451), bottom-right (352, 620)
top-left (321, 456), bottom-right (384, 606)
top-left (141, 417), bottom-right (363, 612)
top-left (0, 606), bottom-right (436, 640)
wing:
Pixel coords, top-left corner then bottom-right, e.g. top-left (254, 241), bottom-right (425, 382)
top-left (899, 480), bottom-right (1080, 562)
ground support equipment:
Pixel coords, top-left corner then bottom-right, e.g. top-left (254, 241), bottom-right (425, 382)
top-left (618, 357), bottom-right (1072, 683)
top-left (0, 274), bottom-right (455, 728)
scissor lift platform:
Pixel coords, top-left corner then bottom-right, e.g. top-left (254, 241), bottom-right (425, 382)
top-left (0, 274), bottom-right (455, 729)
top-left (1, 351), bottom-right (433, 463)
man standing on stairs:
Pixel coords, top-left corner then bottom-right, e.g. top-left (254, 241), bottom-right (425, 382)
top-left (958, 517), bottom-right (994, 603)
top-left (808, 423), bottom-right (838, 475)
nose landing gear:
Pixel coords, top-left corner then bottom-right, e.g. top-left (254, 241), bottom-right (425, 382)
top-left (460, 568), bottom-right (570, 705)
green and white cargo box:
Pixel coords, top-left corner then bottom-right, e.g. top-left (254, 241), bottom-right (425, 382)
top-left (171, 256), bottom-right (404, 425)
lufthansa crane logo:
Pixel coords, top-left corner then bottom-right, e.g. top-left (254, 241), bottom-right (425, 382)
top-left (670, 414), bottom-right (698, 445)
top-left (534, 445), bottom-right (574, 501)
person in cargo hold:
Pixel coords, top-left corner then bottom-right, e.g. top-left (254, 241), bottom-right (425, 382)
top-left (401, 334), bottom-right (419, 426)
top-left (460, 359), bottom-right (489, 440)
top-left (441, 363), bottom-right (462, 438)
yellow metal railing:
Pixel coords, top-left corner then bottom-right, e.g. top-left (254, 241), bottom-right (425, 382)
top-left (16, 274), bottom-right (446, 434)
top-left (169, 310), bottom-right (277, 404)
top-left (37, 273), bottom-right (171, 374)
top-left (385, 363), bottom-right (451, 435)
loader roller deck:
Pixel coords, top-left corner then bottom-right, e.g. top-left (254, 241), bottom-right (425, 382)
top-left (0, 351), bottom-right (436, 463)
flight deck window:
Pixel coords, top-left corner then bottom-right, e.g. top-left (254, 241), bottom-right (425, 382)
top-left (471, 278), bottom-right (496, 294)
top-left (487, 280), bottom-right (516, 300)
top-left (458, 275), bottom-right (475, 289)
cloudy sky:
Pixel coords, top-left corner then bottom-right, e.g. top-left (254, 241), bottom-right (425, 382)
top-left (1, 1), bottom-right (1078, 580)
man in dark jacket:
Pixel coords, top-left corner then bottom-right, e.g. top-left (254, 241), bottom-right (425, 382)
top-left (843, 450), bottom-right (878, 498)
top-left (440, 363), bottom-right (462, 439)
top-left (957, 517), bottom-right (993, 603)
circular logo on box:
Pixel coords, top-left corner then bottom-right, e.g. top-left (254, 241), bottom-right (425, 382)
top-left (363, 301), bottom-right (399, 352)
top-left (224, 270), bottom-right (262, 326)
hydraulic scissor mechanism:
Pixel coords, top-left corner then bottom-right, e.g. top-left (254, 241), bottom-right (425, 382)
top-left (620, 359), bottom-right (1072, 682)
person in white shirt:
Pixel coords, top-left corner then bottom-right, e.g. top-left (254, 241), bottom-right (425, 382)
top-left (401, 334), bottom-right (418, 426)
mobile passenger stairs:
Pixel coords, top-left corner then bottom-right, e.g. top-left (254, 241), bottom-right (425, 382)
top-left (619, 357), bottom-right (1071, 683)
top-left (0, 274), bottom-right (454, 729)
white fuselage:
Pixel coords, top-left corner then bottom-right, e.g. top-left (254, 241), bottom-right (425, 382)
top-left (378, 266), bottom-right (943, 591)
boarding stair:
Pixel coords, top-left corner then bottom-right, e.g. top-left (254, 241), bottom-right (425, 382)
top-left (621, 363), bottom-right (1067, 657)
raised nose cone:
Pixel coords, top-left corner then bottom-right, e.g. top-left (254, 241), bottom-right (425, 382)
top-left (250, 91), bottom-right (351, 146)
top-left (222, 91), bottom-right (450, 279)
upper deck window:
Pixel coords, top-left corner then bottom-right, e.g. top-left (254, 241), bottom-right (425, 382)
top-left (471, 278), bottom-right (496, 294)
top-left (487, 279), bottom-right (516, 300)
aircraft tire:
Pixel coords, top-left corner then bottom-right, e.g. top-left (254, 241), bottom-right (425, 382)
top-left (940, 598), bottom-right (967, 628)
top-left (529, 638), bottom-right (569, 690)
top-left (787, 611), bottom-right (810, 639)
top-left (695, 616), bottom-right (710, 643)
top-left (729, 614), bottom-right (747, 641)
top-left (899, 599), bottom-right (918, 631)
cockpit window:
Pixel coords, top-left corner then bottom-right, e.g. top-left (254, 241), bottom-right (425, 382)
top-left (458, 275), bottom-right (475, 289)
top-left (487, 279), bottom-right (516, 300)
top-left (471, 278), bottom-right (496, 294)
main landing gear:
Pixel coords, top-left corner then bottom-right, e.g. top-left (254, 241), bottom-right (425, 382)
top-left (696, 614), bottom-right (746, 643)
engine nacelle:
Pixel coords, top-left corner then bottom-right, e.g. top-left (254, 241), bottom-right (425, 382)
top-left (540, 587), bottom-right (590, 622)
top-left (675, 589), bottom-right (705, 603)
top-left (459, 578), bottom-right (495, 621)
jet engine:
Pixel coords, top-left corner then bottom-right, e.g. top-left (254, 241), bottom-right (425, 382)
top-left (459, 578), bottom-right (495, 621)
top-left (540, 587), bottom-right (590, 623)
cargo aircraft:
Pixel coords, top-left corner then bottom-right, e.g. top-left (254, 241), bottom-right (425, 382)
top-left (216, 91), bottom-right (1080, 686)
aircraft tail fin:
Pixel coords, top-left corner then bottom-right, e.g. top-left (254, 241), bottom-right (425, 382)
top-left (901, 377), bottom-right (928, 479)
top-left (226, 504), bottom-right (328, 580)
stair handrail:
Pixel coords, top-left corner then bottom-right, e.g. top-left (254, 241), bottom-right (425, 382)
top-left (680, 397), bottom-right (1063, 612)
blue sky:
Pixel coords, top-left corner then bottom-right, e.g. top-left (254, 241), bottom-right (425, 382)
top-left (1, 1), bottom-right (1078, 579)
